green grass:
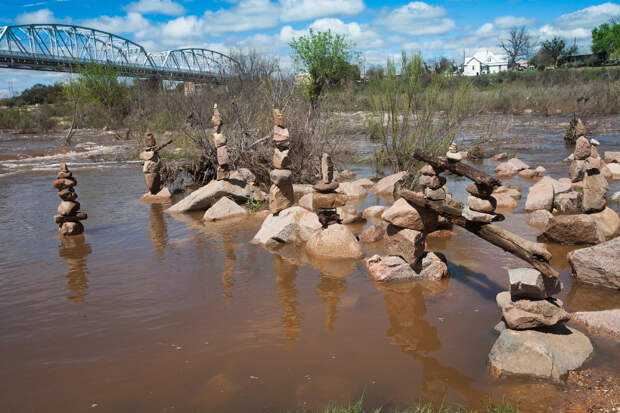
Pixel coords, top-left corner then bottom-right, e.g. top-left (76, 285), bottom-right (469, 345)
top-left (245, 198), bottom-right (265, 214)
top-left (318, 396), bottom-right (519, 413)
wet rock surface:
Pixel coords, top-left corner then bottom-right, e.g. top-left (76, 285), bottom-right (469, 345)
top-left (568, 237), bottom-right (620, 290)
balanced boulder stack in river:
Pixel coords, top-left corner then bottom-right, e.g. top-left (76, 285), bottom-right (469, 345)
top-left (211, 104), bottom-right (230, 180)
top-left (312, 153), bottom-right (343, 228)
top-left (53, 162), bottom-right (87, 236)
top-left (139, 132), bottom-right (172, 200)
top-left (268, 109), bottom-right (294, 214)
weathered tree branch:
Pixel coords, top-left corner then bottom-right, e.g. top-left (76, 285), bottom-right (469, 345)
top-left (413, 149), bottom-right (501, 188)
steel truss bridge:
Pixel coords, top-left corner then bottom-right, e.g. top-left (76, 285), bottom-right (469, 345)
top-left (0, 24), bottom-right (239, 82)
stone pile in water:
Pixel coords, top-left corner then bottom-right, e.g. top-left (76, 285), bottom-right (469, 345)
top-left (53, 162), bottom-right (87, 236)
top-left (139, 132), bottom-right (172, 200)
top-left (573, 137), bottom-right (609, 213)
top-left (211, 104), bottom-right (230, 180)
top-left (268, 109), bottom-right (295, 214)
top-left (312, 153), bottom-right (343, 228)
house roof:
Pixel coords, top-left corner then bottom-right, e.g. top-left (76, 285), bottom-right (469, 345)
top-left (465, 50), bottom-right (508, 66)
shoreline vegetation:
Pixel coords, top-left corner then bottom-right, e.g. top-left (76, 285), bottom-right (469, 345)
top-left (319, 396), bottom-right (519, 413)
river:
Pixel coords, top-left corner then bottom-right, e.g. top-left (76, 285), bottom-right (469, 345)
top-left (0, 114), bottom-right (618, 412)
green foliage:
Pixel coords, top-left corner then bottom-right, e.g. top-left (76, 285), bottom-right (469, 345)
top-left (289, 29), bottom-right (358, 103)
top-left (0, 105), bottom-right (57, 131)
top-left (64, 63), bottom-right (131, 128)
top-left (367, 52), bottom-right (472, 179)
top-left (592, 20), bottom-right (620, 60)
top-left (537, 37), bottom-right (577, 68)
top-left (245, 198), bottom-right (264, 214)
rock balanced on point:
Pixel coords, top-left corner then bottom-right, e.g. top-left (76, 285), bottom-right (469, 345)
top-left (312, 153), bottom-right (344, 228)
top-left (53, 162), bottom-right (87, 236)
top-left (139, 132), bottom-right (172, 200)
top-left (268, 109), bottom-right (294, 214)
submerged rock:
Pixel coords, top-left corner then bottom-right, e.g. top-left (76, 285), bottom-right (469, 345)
top-left (568, 237), bottom-right (620, 290)
top-left (365, 252), bottom-right (448, 282)
top-left (167, 179), bottom-right (252, 213)
top-left (305, 224), bottom-right (363, 259)
top-left (489, 326), bottom-right (593, 382)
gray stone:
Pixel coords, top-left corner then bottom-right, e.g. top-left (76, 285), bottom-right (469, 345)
top-left (508, 268), bottom-right (548, 299)
top-left (489, 326), bottom-right (593, 382)
top-left (321, 153), bottom-right (334, 183)
top-left (167, 180), bottom-right (253, 213)
top-left (446, 151), bottom-right (462, 161)
top-left (305, 224), bottom-right (363, 259)
top-left (525, 176), bottom-right (555, 212)
top-left (507, 157), bottom-right (530, 171)
top-left (424, 187), bottom-right (446, 200)
top-left (568, 237), bottom-right (620, 290)
top-left (466, 195), bottom-right (496, 213)
top-left (381, 198), bottom-right (426, 231)
top-left (496, 291), bottom-right (570, 330)
top-left (371, 171), bottom-right (408, 195)
top-left (384, 224), bottom-right (425, 264)
top-left (217, 145), bottom-right (229, 166)
top-left (335, 182), bottom-right (367, 198)
top-left (573, 136), bottom-right (591, 160)
top-left (270, 169), bottom-right (292, 186)
top-left (365, 255), bottom-right (418, 281)
top-left (362, 205), bottom-right (388, 220)
top-left (538, 214), bottom-right (605, 245)
top-left (604, 151), bottom-right (620, 164)
top-left (526, 210), bottom-right (553, 229)
top-left (553, 191), bottom-right (582, 214)
top-left (569, 160), bottom-right (586, 182)
top-left (462, 206), bottom-right (496, 223)
top-left (251, 206), bottom-right (321, 249)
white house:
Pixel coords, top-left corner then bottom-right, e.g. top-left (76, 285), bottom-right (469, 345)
top-left (462, 51), bottom-right (509, 76)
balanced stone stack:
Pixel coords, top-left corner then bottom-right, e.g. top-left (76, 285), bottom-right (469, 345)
top-left (496, 267), bottom-right (569, 330)
top-left (211, 104), bottom-right (230, 180)
top-left (463, 181), bottom-right (501, 223)
top-left (269, 109), bottom-right (295, 214)
top-left (53, 162), bottom-right (87, 236)
top-left (419, 164), bottom-right (447, 201)
top-left (312, 153), bottom-right (344, 228)
top-left (582, 138), bottom-right (608, 213)
top-left (139, 132), bottom-right (172, 198)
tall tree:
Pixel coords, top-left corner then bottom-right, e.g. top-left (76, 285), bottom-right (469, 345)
top-left (289, 29), bottom-right (357, 105)
top-left (499, 27), bottom-right (533, 69)
top-left (592, 20), bottom-right (620, 60)
top-left (539, 37), bottom-right (577, 67)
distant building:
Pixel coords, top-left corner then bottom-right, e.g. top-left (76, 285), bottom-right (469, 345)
top-left (462, 51), bottom-right (509, 76)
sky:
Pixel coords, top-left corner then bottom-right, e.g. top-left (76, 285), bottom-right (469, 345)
top-left (1, 0), bottom-right (619, 96)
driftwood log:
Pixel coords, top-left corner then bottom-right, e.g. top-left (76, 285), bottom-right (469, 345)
top-left (398, 189), bottom-right (561, 295)
top-left (413, 149), bottom-right (501, 189)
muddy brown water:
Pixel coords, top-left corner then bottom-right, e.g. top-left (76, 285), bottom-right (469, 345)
top-left (0, 115), bottom-right (619, 412)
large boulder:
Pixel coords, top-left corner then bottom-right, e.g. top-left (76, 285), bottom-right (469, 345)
top-left (571, 309), bottom-right (620, 338)
top-left (525, 177), bottom-right (555, 212)
top-left (491, 193), bottom-right (518, 209)
top-left (538, 214), bottom-right (605, 245)
top-left (495, 162), bottom-right (518, 176)
top-left (606, 162), bottom-right (620, 179)
top-left (604, 151), bottom-right (620, 164)
top-left (167, 179), bottom-right (253, 212)
top-left (371, 171), bottom-right (407, 195)
top-left (568, 237), bottom-right (620, 290)
top-left (305, 224), bottom-right (363, 259)
top-left (507, 157), bottom-right (530, 171)
top-left (381, 198), bottom-right (426, 231)
top-left (526, 210), bottom-right (553, 229)
top-left (589, 207), bottom-right (620, 239)
top-left (336, 182), bottom-right (367, 198)
top-left (202, 197), bottom-right (249, 222)
top-left (489, 326), bottom-right (593, 382)
top-left (251, 206), bottom-right (321, 249)
top-left (496, 291), bottom-right (570, 330)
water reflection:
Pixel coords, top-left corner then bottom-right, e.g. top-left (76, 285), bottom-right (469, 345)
top-left (148, 203), bottom-right (168, 257)
top-left (220, 233), bottom-right (236, 299)
top-left (58, 235), bottom-right (92, 302)
top-left (377, 281), bottom-right (487, 407)
top-left (273, 255), bottom-right (302, 346)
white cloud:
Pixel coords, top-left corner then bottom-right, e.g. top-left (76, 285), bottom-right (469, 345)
top-left (15, 8), bottom-right (58, 24)
top-left (552, 2), bottom-right (620, 30)
top-left (493, 16), bottom-right (536, 28)
top-left (279, 0), bottom-right (365, 22)
top-left (376, 2), bottom-right (455, 36)
top-left (200, 0), bottom-right (280, 33)
top-left (124, 0), bottom-right (186, 16)
top-left (82, 12), bottom-right (153, 38)
top-left (309, 18), bottom-right (382, 47)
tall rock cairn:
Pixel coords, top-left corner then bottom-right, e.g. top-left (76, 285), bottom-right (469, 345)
top-left (312, 153), bottom-right (343, 228)
top-left (53, 162), bottom-right (87, 236)
top-left (269, 109), bottom-right (294, 214)
top-left (211, 104), bottom-right (230, 180)
top-left (579, 137), bottom-right (608, 213)
top-left (139, 132), bottom-right (172, 196)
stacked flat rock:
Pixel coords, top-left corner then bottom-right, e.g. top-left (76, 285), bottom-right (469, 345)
top-left (446, 141), bottom-right (462, 162)
top-left (139, 132), bottom-right (172, 198)
top-left (313, 153), bottom-right (343, 228)
top-left (418, 163), bottom-right (447, 201)
top-left (269, 109), bottom-right (295, 214)
top-left (211, 104), bottom-right (230, 180)
top-left (581, 138), bottom-right (608, 213)
top-left (463, 181), bottom-right (501, 223)
top-left (496, 268), bottom-right (569, 330)
top-left (53, 162), bottom-right (87, 236)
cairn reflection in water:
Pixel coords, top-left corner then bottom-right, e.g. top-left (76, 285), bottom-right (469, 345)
top-left (148, 203), bottom-right (168, 256)
top-left (58, 235), bottom-right (92, 301)
top-left (273, 255), bottom-right (302, 346)
top-left (378, 281), bottom-right (487, 407)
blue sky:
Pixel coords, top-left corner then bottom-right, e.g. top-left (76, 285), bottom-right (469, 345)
top-left (1, 0), bottom-right (619, 96)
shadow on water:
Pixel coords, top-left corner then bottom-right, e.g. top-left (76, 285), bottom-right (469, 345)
top-left (58, 234), bottom-right (92, 302)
